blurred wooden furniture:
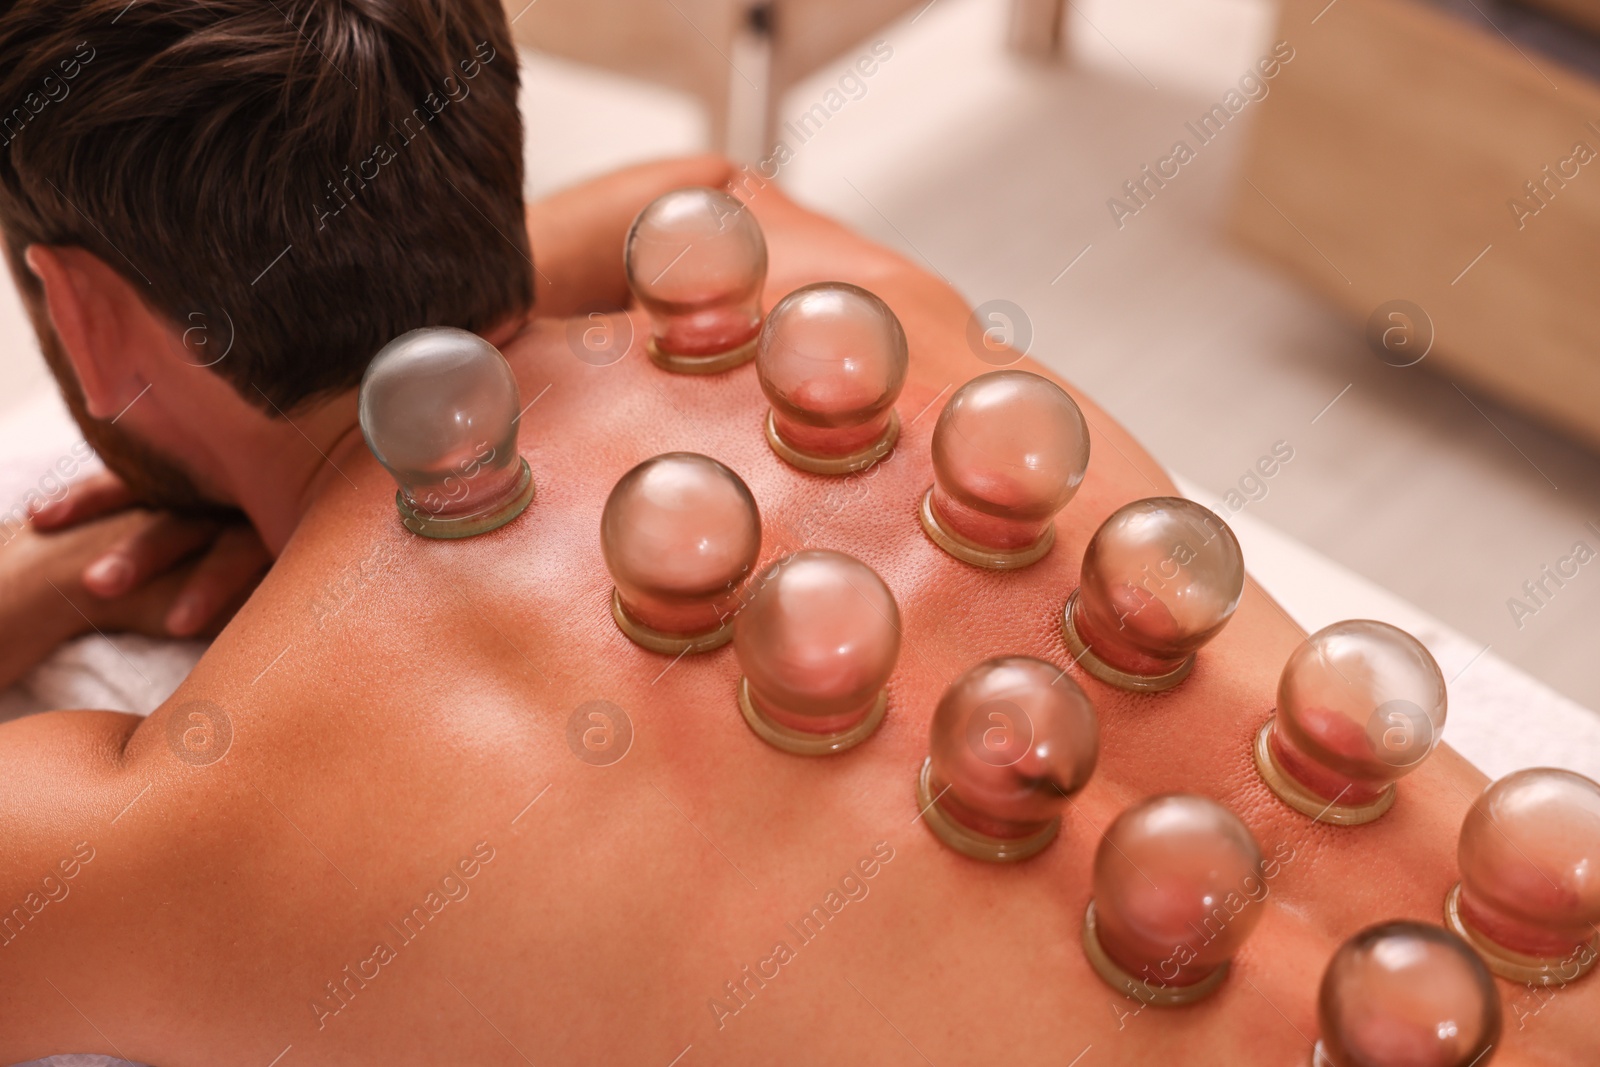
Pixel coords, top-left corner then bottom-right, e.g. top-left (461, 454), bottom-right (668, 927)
top-left (1008, 0), bottom-right (1067, 59)
top-left (1231, 0), bottom-right (1600, 449)
top-left (503, 0), bottom-right (1068, 157)
top-left (1517, 0), bottom-right (1600, 33)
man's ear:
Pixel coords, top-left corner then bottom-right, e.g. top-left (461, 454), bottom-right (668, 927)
top-left (24, 244), bottom-right (150, 420)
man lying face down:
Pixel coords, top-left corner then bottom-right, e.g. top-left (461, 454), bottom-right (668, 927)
top-left (0, 2), bottom-right (1593, 1065)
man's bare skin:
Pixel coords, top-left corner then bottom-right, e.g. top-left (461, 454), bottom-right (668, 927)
top-left (1, 160), bottom-right (1592, 1066)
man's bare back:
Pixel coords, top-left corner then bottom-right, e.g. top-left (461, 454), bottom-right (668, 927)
top-left (1, 181), bottom-right (1593, 1067)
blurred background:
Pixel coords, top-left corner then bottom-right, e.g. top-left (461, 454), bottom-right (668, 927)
top-left (2, 0), bottom-right (1597, 724)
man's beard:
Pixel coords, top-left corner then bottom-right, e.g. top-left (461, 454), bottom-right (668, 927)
top-left (25, 286), bottom-right (223, 515)
top-left (74, 399), bottom-right (222, 515)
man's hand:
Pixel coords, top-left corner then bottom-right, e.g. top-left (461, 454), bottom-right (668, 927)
top-left (29, 470), bottom-right (270, 636)
top-left (0, 471), bottom-right (270, 690)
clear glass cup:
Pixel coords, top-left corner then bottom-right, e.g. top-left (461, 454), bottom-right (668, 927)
top-left (1089, 794), bottom-right (1265, 995)
top-left (734, 549), bottom-right (899, 752)
top-left (924, 370), bottom-right (1090, 565)
top-left (601, 452), bottom-right (761, 651)
top-left (358, 327), bottom-right (532, 537)
top-left (625, 187), bottom-right (767, 367)
top-left (1455, 768), bottom-right (1600, 961)
top-left (1067, 497), bottom-right (1244, 684)
top-left (757, 281), bottom-right (907, 470)
top-left (1269, 620), bottom-right (1447, 808)
top-left (1316, 921), bottom-right (1500, 1067)
top-left (926, 656), bottom-right (1098, 839)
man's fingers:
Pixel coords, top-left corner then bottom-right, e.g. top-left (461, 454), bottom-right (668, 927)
top-left (164, 526), bottom-right (271, 637)
top-left (82, 514), bottom-right (219, 598)
top-left (29, 470), bottom-right (136, 530)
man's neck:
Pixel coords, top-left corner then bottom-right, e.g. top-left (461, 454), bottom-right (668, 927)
top-left (222, 315), bottom-right (532, 555)
top-left (209, 391), bottom-right (364, 556)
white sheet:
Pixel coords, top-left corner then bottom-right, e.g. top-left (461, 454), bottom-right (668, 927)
top-left (1176, 475), bottom-right (1600, 782)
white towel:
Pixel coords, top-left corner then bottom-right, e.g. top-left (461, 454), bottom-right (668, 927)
top-left (0, 387), bottom-right (204, 725)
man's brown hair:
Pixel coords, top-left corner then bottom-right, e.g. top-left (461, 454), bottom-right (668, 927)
top-left (0, 0), bottom-right (533, 413)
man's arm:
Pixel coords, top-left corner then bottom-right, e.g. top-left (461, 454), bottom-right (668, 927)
top-left (0, 706), bottom-right (146, 1061)
top-left (0, 506), bottom-right (261, 690)
top-left (524, 155), bottom-right (738, 319)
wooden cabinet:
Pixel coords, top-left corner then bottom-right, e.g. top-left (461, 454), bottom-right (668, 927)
top-left (1230, 0), bottom-right (1600, 448)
